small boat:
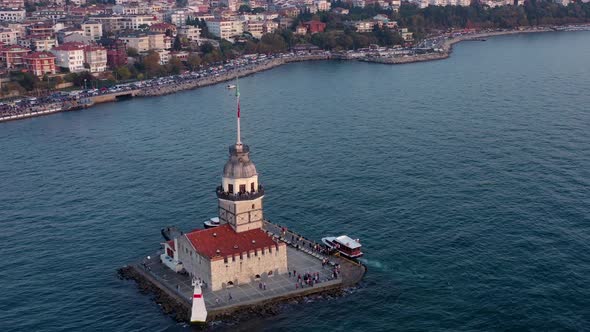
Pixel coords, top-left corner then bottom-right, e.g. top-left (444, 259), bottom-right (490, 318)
top-left (322, 235), bottom-right (363, 259)
top-left (190, 280), bottom-right (207, 323)
top-left (203, 217), bottom-right (221, 229)
top-left (226, 84), bottom-right (236, 89)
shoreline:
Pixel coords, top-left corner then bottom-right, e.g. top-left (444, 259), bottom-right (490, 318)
top-left (1, 25), bottom-right (588, 124)
top-left (359, 24), bottom-right (590, 65)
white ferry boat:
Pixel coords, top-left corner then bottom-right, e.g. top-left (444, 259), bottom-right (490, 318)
top-left (322, 235), bottom-right (363, 259)
top-left (226, 84), bottom-right (236, 89)
top-left (203, 217), bottom-right (221, 229)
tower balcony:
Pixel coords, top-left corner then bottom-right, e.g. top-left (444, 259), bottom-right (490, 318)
top-left (216, 185), bottom-right (265, 201)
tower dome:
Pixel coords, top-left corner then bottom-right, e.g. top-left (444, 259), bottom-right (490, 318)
top-left (223, 144), bottom-right (257, 179)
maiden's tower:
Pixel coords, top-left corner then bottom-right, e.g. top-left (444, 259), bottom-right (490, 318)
top-left (170, 86), bottom-right (287, 291)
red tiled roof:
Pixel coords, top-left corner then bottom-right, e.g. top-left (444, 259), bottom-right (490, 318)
top-left (185, 224), bottom-right (279, 259)
top-left (24, 51), bottom-right (55, 59)
top-left (52, 42), bottom-right (85, 51)
top-left (0, 44), bottom-right (30, 52)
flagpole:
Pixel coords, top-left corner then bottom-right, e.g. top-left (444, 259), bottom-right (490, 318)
top-left (236, 77), bottom-right (241, 146)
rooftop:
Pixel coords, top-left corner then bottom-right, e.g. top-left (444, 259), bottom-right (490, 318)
top-left (185, 224), bottom-right (279, 259)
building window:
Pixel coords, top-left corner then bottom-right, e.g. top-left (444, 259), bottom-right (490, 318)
top-left (252, 204), bottom-right (255, 209)
top-left (250, 182), bottom-right (255, 192)
top-left (228, 184), bottom-right (233, 193)
top-left (239, 184), bottom-right (246, 194)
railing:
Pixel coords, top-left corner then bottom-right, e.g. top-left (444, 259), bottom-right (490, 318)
top-left (216, 185), bottom-right (264, 201)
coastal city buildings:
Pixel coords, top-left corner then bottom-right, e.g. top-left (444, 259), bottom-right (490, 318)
top-left (0, 0), bottom-right (582, 97)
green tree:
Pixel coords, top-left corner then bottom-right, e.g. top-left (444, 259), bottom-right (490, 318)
top-left (173, 35), bottom-right (182, 51)
top-left (238, 4), bottom-right (251, 13)
top-left (115, 66), bottom-right (132, 80)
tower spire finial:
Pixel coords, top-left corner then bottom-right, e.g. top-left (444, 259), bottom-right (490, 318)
top-left (236, 77), bottom-right (241, 146)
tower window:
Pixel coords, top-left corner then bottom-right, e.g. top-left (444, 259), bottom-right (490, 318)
top-left (250, 182), bottom-right (255, 192)
top-left (239, 184), bottom-right (246, 194)
top-left (228, 184), bottom-right (234, 194)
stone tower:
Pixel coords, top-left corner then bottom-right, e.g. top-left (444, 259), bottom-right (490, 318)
top-left (216, 82), bottom-right (264, 233)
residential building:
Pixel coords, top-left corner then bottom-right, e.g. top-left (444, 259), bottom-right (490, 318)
top-left (332, 7), bottom-right (350, 15)
top-left (206, 19), bottom-right (244, 40)
top-left (150, 22), bottom-right (177, 36)
top-left (30, 36), bottom-right (57, 52)
top-left (154, 48), bottom-right (169, 64)
top-left (35, 7), bottom-right (66, 19)
top-left (263, 20), bottom-right (278, 34)
top-left (349, 20), bottom-right (375, 33)
top-left (399, 27), bottom-right (413, 41)
top-left (120, 32), bottom-right (167, 52)
top-left (51, 42), bottom-right (85, 72)
top-left (90, 15), bottom-right (126, 33)
top-left (62, 31), bottom-right (93, 44)
top-left (314, 0), bottom-right (331, 11)
top-left (0, 0), bottom-right (24, 8)
top-left (177, 25), bottom-right (201, 42)
top-left (81, 21), bottom-right (103, 41)
top-left (119, 33), bottom-right (150, 52)
top-left (0, 27), bottom-right (17, 44)
top-left (23, 51), bottom-right (56, 76)
top-left (295, 24), bottom-right (307, 35)
top-left (122, 14), bottom-right (158, 30)
top-left (0, 44), bottom-right (29, 68)
top-left (83, 44), bottom-right (107, 72)
top-left (219, 0), bottom-right (240, 11)
top-left (302, 20), bottom-right (326, 34)
top-left (103, 38), bottom-right (127, 68)
top-left (167, 9), bottom-right (191, 26)
top-left (149, 32), bottom-right (166, 49)
top-left (244, 21), bottom-right (264, 38)
top-left (0, 8), bottom-right (26, 22)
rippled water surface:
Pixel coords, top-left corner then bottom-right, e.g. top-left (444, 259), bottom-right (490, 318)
top-left (1, 31), bottom-right (590, 332)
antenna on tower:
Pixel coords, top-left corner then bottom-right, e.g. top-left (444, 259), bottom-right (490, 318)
top-left (236, 76), bottom-right (242, 146)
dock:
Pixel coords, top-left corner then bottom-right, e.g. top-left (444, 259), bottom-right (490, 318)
top-left (119, 221), bottom-right (366, 324)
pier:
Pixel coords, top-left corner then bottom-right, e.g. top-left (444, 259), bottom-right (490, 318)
top-left (119, 221), bottom-right (366, 323)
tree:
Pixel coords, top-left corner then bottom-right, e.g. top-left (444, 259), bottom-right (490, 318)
top-left (142, 51), bottom-right (161, 76)
top-left (127, 47), bottom-right (139, 57)
top-left (252, 7), bottom-right (266, 14)
top-left (166, 56), bottom-right (185, 74)
top-left (238, 4), bottom-right (251, 13)
top-left (187, 53), bottom-right (202, 70)
top-left (115, 66), bottom-right (132, 80)
top-left (200, 42), bottom-right (215, 54)
top-left (173, 35), bottom-right (182, 51)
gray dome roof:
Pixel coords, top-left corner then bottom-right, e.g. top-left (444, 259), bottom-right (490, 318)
top-left (223, 144), bottom-right (258, 179)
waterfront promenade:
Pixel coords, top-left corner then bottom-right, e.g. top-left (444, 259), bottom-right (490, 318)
top-left (3, 24), bottom-right (589, 125)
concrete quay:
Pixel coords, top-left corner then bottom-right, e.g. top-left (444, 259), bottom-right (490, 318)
top-left (119, 221), bottom-right (366, 324)
top-left (136, 55), bottom-right (329, 97)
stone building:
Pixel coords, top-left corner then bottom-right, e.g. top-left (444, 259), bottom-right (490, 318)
top-left (169, 93), bottom-right (288, 291)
